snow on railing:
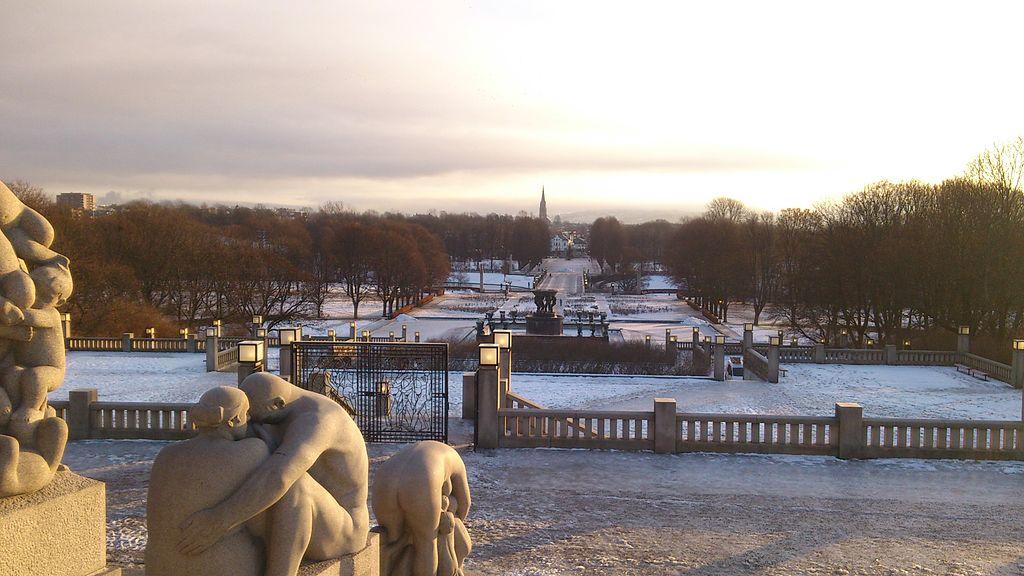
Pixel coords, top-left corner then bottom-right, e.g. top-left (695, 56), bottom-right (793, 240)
top-left (743, 347), bottom-right (770, 381)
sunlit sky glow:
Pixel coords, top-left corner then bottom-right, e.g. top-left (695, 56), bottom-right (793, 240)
top-left (2, 1), bottom-right (1023, 220)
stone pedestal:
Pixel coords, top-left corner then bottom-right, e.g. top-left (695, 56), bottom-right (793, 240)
top-left (525, 314), bottom-right (563, 335)
top-left (0, 472), bottom-right (120, 576)
top-left (299, 533), bottom-right (379, 576)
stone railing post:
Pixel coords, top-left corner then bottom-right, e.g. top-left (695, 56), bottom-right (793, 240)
top-left (205, 333), bottom-right (219, 372)
top-left (60, 313), bottom-right (71, 340)
top-left (414, 331), bottom-right (421, 343)
top-left (349, 322), bottom-right (357, 341)
top-left (664, 329), bottom-right (672, 349)
top-left (461, 372), bottom-right (477, 420)
top-left (835, 402), bottom-right (864, 459)
top-left (713, 340), bottom-right (726, 381)
top-left (814, 343), bottom-right (825, 364)
top-left (121, 332), bottom-right (133, 353)
top-left (768, 342), bottom-right (780, 383)
top-left (185, 334), bottom-right (197, 353)
top-left (885, 344), bottom-right (897, 365)
top-left (68, 388), bottom-right (97, 440)
top-left (402, 324), bottom-right (408, 342)
top-left (742, 325), bottom-right (753, 350)
top-left (475, 365), bottom-right (500, 449)
top-left (653, 398), bottom-right (677, 454)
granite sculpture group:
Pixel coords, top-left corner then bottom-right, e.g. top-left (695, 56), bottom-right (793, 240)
top-left (0, 181), bottom-right (73, 498)
top-left (146, 374), bottom-right (472, 576)
top-left (0, 179), bottom-right (472, 575)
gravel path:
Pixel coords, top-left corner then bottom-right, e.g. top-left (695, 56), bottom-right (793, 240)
top-left (64, 421), bottom-right (1024, 575)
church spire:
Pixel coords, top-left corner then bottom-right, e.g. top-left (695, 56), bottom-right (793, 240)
top-left (539, 186), bottom-right (548, 222)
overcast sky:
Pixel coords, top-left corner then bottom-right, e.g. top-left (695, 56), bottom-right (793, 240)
top-left (2, 1), bottom-right (1023, 218)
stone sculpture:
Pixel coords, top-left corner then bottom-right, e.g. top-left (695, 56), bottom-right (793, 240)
top-left (148, 372), bottom-right (371, 576)
top-left (372, 441), bottom-right (472, 576)
top-left (0, 180), bottom-right (72, 498)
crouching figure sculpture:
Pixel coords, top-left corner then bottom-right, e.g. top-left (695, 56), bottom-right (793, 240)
top-left (372, 441), bottom-right (472, 576)
top-left (147, 372), bottom-right (371, 576)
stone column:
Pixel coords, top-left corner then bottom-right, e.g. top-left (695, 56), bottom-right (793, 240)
top-left (401, 324), bottom-right (408, 341)
top-left (814, 343), bottom-right (825, 364)
top-left (205, 333), bottom-right (219, 372)
top-left (742, 325), bottom-right (753, 350)
top-left (121, 332), bottom-right (133, 353)
top-left (885, 344), bottom-right (898, 365)
top-left (279, 344), bottom-right (293, 382)
top-left (653, 398), bottom-right (677, 454)
top-left (691, 327), bottom-right (700, 348)
top-left (68, 388), bottom-right (98, 440)
top-left (414, 331), bottom-right (421, 343)
top-left (713, 341), bottom-right (725, 381)
top-left (957, 327), bottom-right (971, 355)
top-left (461, 372), bottom-right (476, 420)
top-left (768, 340), bottom-right (780, 383)
top-left (835, 402), bottom-right (864, 459)
top-left (349, 322), bottom-right (357, 340)
top-left (186, 334), bottom-right (198, 353)
top-left (478, 268), bottom-right (484, 292)
top-left (665, 329), bottom-right (672, 348)
top-left (475, 365), bottom-right (500, 449)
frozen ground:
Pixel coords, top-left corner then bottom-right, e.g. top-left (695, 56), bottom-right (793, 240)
top-left (56, 352), bottom-right (1023, 422)
top-left (68, 434), bottom-right (1024, 575)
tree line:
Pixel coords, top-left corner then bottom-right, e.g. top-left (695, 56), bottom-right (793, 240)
top-left (4, 186), bottom-right (466, 335)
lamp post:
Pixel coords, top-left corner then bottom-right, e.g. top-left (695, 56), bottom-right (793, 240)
top-left (61, 312), bottom-right (71, 340)
top-left (327, 329), bottom-right (336, 341)
top-left (414, 331), bottom-right (421, 343)
top-left (1012, 340), bottom-right (1024, 392)
top-left (237, 339), bottom-right (265, 384)
top-left (212, 319), bottom-right (222, 337)
top-left (492, 329), bottom-right (512, 406)
top-left (145, 327), bottom-right (156, 339)
top-left (713, 335), bottom-right (726, 381)
top-left (251, 314), bottom-right (263, 337)
top-left (350, 321), bottom-right (357, 341)
top-left (767, 335), bottom-right (781, 383)
top-left (205, 326), bottom-right (219, 372)
top-left (957, 326), bottom-right (971, 355)
top-left (475, 344), bottom-right (501, 449)
top-left (277, 327), bottom-right (302, 382)
top-left (743, 323), bottom-right (753, 350)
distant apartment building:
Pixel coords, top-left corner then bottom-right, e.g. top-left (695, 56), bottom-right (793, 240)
top-left (56, 192), bottom-right (96, 212)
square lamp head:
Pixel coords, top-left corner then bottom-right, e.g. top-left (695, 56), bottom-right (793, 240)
top-left (278, 327), bottom-right (300, 346)
top-left (252, 315), bottom-right (263, 325)
top-left (205, 327), bottom-right (216, 338)
top-left (179, 328), bottom-right (188, 337)
top-left (256, 328), bottom-right (267, 338)
top-left (478, 344), bottom-right (500, 367)
top-left (62, 312), bottom-right (71, 322)
top-left (213, 319), bottom-right (222, 327)
top-left (1014, 340), bottom-right (1024, 351)
top-left (769, 335), bottom-right (781, 346)
top-left (743, 323), bottom-right (753, 332)
top-left (238, 340), bottom-right (265, 363)
top-left (327, 329), bottom-right (336, 338)
top-left (959, 326), bottom-right (970, 336)
top-left (714, 335), bottom-right (726, 345)
top-left (492, 329), bottom-right (512, 350)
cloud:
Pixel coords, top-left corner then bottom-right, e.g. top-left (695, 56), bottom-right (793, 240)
top-left (2, 1), bottom-right (1022, 212)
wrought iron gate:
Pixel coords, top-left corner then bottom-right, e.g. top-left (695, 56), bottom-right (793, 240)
top-left (290, 341), bottom-right (448, 443)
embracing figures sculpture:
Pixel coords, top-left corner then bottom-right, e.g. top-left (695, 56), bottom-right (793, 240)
top-left (0, 181), bottom-right (73, 498)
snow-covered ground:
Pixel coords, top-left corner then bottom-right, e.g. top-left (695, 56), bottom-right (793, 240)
top-left (56, 352), bottom-right (1022, 422)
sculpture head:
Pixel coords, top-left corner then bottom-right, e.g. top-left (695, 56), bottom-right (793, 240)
top-left (190, 386), bottom-right (250, 440)
top-left (239, 373), bottom-right (296, 424)
top-left (30, 258), bottom-right (73, 307)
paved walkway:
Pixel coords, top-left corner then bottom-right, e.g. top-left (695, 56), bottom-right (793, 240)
top-left (67, 423), bottom-right (1024, 575)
